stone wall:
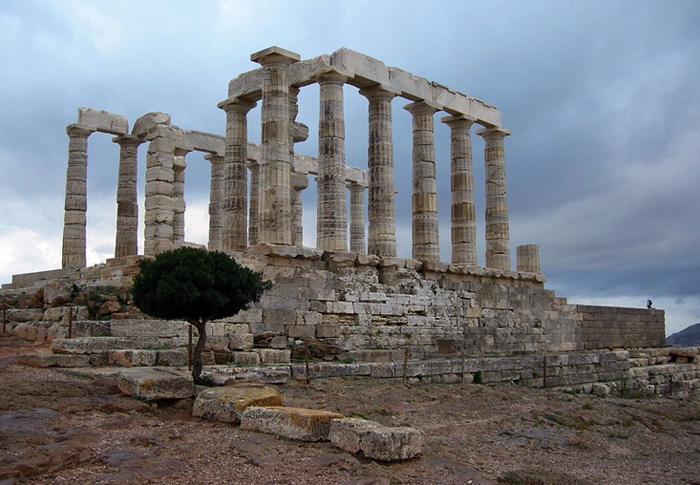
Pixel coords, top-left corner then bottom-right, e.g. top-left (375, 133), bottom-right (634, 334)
top-left (576, 305), bottom-right (665, 350)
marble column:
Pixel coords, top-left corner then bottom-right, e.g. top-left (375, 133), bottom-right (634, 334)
top-left (251, 46), bottom-right (300, 246)
top-left (62, 124), bottom-right (94, 268)
top-left (172, 148), bottom-right (189, 248)
top-left (206, 153), bottom-right (225, 251)
top-left (221, 98), bottom-right (256, 251)
top-left (476, 126), bottom-right (512, 271)
top-left (247, 161), bottom-right (260, 246)
top-left (405, 101), bottom-right (440, 262)
top-left (517, 244), bottom-right (540, 273)
top-left (113, 135), bottom-right (142, 258)
top-left (348, 183), bottom-right (366, 254)
top-left (316, 69), bottom-right (348, 251)
top-left (144, 125), bottom-right (179, 257)
top-left (290, 171), bottom-right (308, 246)
top-left (359, 84), bottom-right (399, 257)
top-left (442, 115), bottom-right (477, 267)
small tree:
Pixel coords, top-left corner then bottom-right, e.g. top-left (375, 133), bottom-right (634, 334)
top-left (131, 247), bottom-right (271, 380)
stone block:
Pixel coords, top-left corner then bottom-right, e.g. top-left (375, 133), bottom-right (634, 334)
top-left (108, 349), bottom-right (158, 367)
top-left (241, 406), bottom-right (344, 442)
top-left (78, 107), bottom-right (128, 135)
top-left (229, 332), bottom-right (254, 350)
top-left (233, 351), bottom-right (261, 366)
top-left (329, 418), bottom-right (424, 461)
top-left (118, 368), bottom-right (194, 401)
top-left (6, 308), bottom-right (44, 323)
top-left (156, 348), bottom-right (188, 366)
top-left (258, 349), bottom-right (291, 365)
top-left (16, 354), bottom-right (91, 368)
top-left (43, 306), bottom-right (88, 322)
top-left (51, 337), bottom-right (117, 354)
top-left (192, 387), bottom-right (282, 423)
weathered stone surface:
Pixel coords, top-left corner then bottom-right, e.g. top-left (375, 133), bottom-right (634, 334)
top-left (233, 351), bottom-right (261, 366)
top-left (16, 354), bottom-right (91, 368)
top-left (43, 306), bottom-right (88, 322)
top-left (329, 417), bottom-right (424, 461)
top-left (5, 308), bottom-right (44, 322)
top-left (108, 349), bottom-right (158, 367)
top-left (241, 406), bottom-right (343, 441)
top-left (131, 112), bottom-right (171, 137)
top-left (156, 348), bottom-right (188, 366)
top-left (258, 349), bottom-right (291, 365)
top-left (192, 386), bottom-right (282, 423)
top-left (77, 107), bottom-right (128, 135)
top-left (118, 368), bottom-right (194, 401)
top-left (51, 337), bottom-right (117, 354)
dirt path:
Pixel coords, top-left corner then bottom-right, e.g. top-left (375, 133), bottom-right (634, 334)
top-left (1, 334), bottom-right (699, 484)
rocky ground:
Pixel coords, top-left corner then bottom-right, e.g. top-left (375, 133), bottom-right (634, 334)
top-left (1, 334), bottom-right (700, 485)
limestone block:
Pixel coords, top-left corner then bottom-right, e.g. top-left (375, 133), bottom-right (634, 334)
top-left (241, 406), bottom-right (344, 442)
top-left (108, 349), bottom-right (158, 367)
top-left (43, 306), bottom-right (88, 322)
top-left (181, 129), bottom-right (225, 155)
top-left (227, 68), bottom-right (265, 98)
top-left (229, 332), bottom-right (254, 350)
top-left (118, 368), bottom-right (194, 401)
top-left (193, 387), bottom-right (282, 423)
top-left (258, 349), bottom-right (291, 365)
top-left (387, 67), bottom-right (433, 101)
top-left (110, 319), bottom-right (189, 338)
top-left (288, 54), bottom-right (333, 86)
top-left (357, 254), bottom-right (380, 266)
top-left (6, 308), bottom-right (44, 322)
top-left (330, 48), bottom-right (390, 87)
top-left (43, 280), bottom-right (73, 306)
top-left (131, 112), bottom-right (171, 137)
top-left (156, 348), bottom-right (188, 366)
top-left (329, 418), bottom-right (424, 461)
top-left (51, 337), bottom-right (117, 354)
top-left (78, 107), bottom-right (128, 135)
top-left (17, 354), bottom-right (91, 368)
top-left (233, 351), bottom-right (261, 366)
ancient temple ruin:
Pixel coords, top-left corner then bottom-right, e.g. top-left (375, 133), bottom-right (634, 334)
top-left (7, 46), bottom-right (665, 356)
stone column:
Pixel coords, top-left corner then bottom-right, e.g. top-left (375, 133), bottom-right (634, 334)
top-left (316, 69), bottom-right (348, 251)
top-left (206, 153), bottom-right (225, 251)
top-left (442, 115), bottom-right (477, 267)
top-left (247, 161), bottom-right (260, 245)
top-left (144, 125), bottom-right (180, 257)
top-left (113, 135), bottom-right (142, 258)
top-left (290, 171), bottom-right (308, 246)
top-left (172, 148), bottom-right (189, 248)
top-left (405, 101), bottom-right (440, 262)
top-left (477, 126), bottom-right (512, 271)
top-left (62, 124), bottom-right (94, 268)
top-left (251, 46), bottom-right (300, 246)
top-left (348, 183), bottom-right (366, 254)
top-left (359, 85), bottom-right (399, 257)
top-left (221, 98), bottom-right (256, 251)
top-left (517, 244), bottom-right (540, 273)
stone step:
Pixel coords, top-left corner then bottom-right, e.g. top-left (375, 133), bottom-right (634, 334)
top-left (118, 367), bottom-right (194, 401)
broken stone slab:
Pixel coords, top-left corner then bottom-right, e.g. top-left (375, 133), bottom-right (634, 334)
top-left (241, 406), bottom-right (344, 442)
top-left (192, 387), bottom-right (282, 423)
top-left (16, 354), bottom-right (91, 368)
top-left (77, 107), bottom-right (128, 135)
top-left (329, 418), bottom-right (424, 461)
top-left (131, 111), bottom-right (170, 137)
top-left (118, 368), bottom-right (194, 401)
top-left (107, 349), bottom-right (158, 367)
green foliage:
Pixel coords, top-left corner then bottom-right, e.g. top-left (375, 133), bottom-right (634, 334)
top-left (132, 247), bottom-right (271, 325)
top-left (473, 370), bottom-right (483, 384)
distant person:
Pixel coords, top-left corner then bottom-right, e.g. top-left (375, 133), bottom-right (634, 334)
top-left (647, 299), bottom-right (653, 309)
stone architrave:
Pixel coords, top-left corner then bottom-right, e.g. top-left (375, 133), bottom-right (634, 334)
top-left (172, 148), bottom-right (189, 248)
top-left (144, 125), bottom-right (181, 256)
top-left (113, 135), bottom-right (142, 258)
top-left (348, 183), bottom-right (366, 253)
top-left (405, 101), bottom-right (440, 262)
top-left (442, 115), bottom-right (477, 267)
top-left (62, 124), bottom-right (94, 269)
top-left (248, 161), bottom-right (260, 245)
top-left (206, 153), bottom-right (225, 251)
top-left (477, 126), bottom-right (512, 271)
top-left (251, 46), bottom-right (301, 246)
top-left (290, 171), bottom-right (308, 246)
top-left (221, 98), bottom-right (256, 251)
top-left (316, 69), bottom-right (349, 251)
top-left (359, 84), bottom-right (399, 257)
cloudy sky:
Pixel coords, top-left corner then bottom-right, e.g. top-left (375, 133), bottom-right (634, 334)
top-left (1, 0), bottom-right (698, 335)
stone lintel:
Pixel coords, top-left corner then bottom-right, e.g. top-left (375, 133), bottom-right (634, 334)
top-left (250, 46), bottom-right (301, 65)
top-left (181, 129), bottom-right (226, 155)
top-left (77, 107), bottom-right (128, 135)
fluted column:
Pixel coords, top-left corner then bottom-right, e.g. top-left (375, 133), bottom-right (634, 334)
top-left (442, 115), bottom-right (477, 267)
top-left (144, 125), bottom-right (179, 257)
top-left (221, 98), bottom-right (256, 251)
top-left (172, 148), bottom-right (189, 248)
top-left (62, 124), bottom-right (94, 268)
top-left (517, 244), bottom-right (540, 273)
top-left (248, 161), bottom-right (260, 245)
top-left (405, 101), bottom-right (440, 262)
top-left (348, 183), bottom-right (366, 253)
top-left (290, 171), bottom-right (308, 246)
top-left (316, 69), bottom-right (348, 251)
top-left (477, 126), bottom-right (512, 271)
top-left (359, 85), bottom-right (399, 257)
top-left (206, 153), bottom-right (225, 251)
top-left (113, 135), bottom-right (142, 258)
top-left (251, 46), bottom-right (300, 246)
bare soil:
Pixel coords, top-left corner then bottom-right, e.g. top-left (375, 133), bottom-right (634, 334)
top-left (1, 334), bottom-right (700, 485)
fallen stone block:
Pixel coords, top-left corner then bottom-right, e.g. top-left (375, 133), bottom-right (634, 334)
top-left (192, 387), bottom-right (282, 423)
top-left (118, 368), bottom-right (194, 401)
top-left (16, 354), bottom-right (91, 368)
top-left (108, 349), bottom-right (158, 367)
top-left (329, 417), bottom-right (424, 461)
top-left (241, 406), bottom-right (343, 441)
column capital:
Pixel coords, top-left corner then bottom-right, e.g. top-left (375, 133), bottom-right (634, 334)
top-left (112, 134), bottom-right (144, 148)
top-left (476, 125), bottom-right (511, 140)
top-left (204, 153), bottom-right (224, 163)
top-left (403, 100), bottom-right (440, 115)
top-left (218, 97), bottom-right (257, 113)
top-left (358, 83), bottom-right (400, 101)
top-left (66, 124), bottom-right (94, 138)
top-left (441, 114), bottom-right (476, 128)
top-left (250, 46), bottom-right (300, 66)
top-left (314, 67), bottom-right (349, 85)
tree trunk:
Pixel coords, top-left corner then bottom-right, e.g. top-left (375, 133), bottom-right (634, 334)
top-left (190, 320), bottom-right (207, 381)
